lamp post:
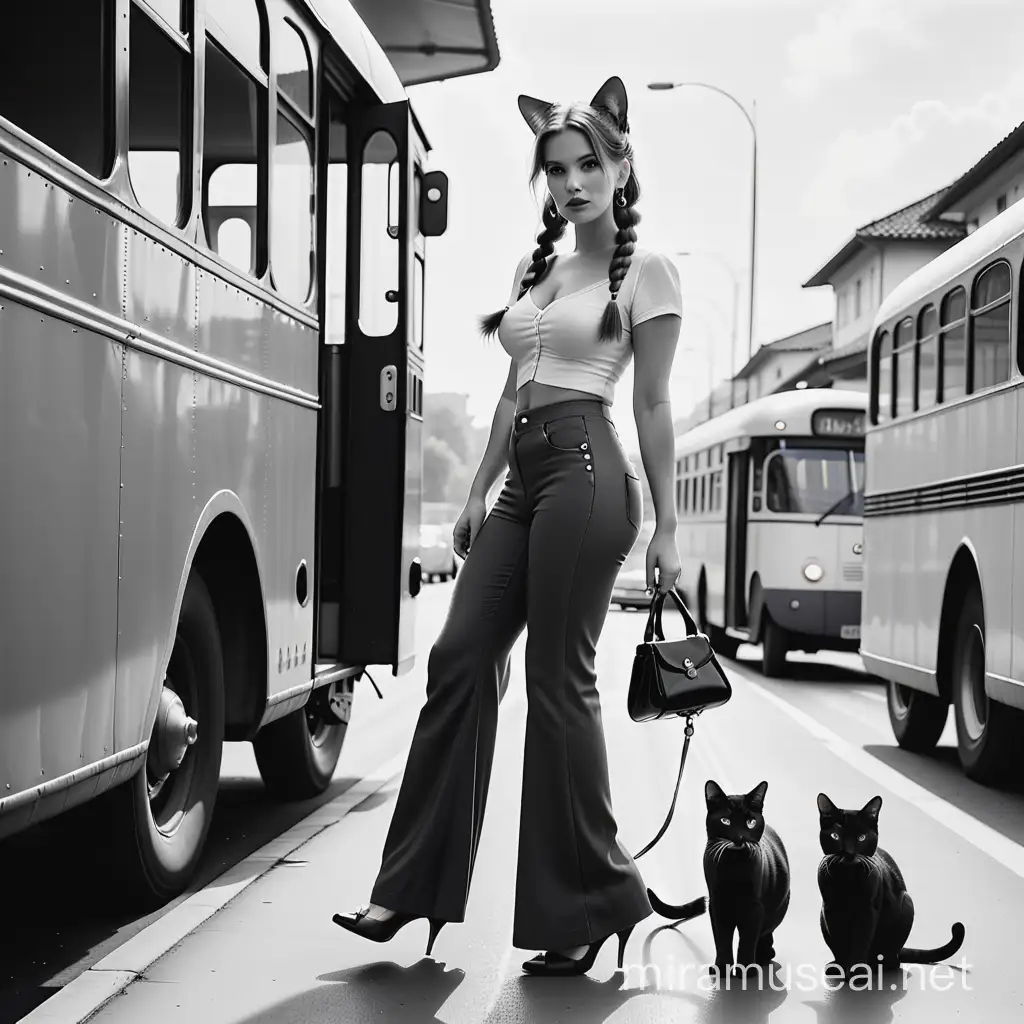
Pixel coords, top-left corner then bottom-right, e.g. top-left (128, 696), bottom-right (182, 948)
top-left (676, 250), bottom-right (740, 409)
top-left (649, 80), bottom-right (758, 364)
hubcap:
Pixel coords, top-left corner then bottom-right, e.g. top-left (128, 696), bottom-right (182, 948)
top-left (148, 639), bottom-right (201, 832)
top-left (149, 686), bottom-right (199, 781)
top-left (959, 622), bottom-right (987, 743)
top-left (305, 680), bottom-right (351, 750)
top-left (889, 682), bottom-right (912, 720)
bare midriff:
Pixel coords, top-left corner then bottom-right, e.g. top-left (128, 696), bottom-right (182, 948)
top-left (515, 380), bottom-right (605, 413)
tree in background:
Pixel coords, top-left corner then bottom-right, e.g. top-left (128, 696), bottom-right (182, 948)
top-left (423, 393), bottom-right (488, 506)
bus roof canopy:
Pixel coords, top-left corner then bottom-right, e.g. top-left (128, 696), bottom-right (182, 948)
top-left (346, 0), bottom-right (500, 87)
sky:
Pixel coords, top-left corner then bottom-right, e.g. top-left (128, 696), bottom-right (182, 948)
top-left (405, 0), bottom-right (1024, 450)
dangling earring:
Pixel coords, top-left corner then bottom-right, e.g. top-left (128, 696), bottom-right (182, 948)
top-left (615, 188), bottom-right (627, 207)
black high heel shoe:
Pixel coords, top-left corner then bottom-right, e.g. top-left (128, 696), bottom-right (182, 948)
top-left (332, 906), bottom-right (446, 957)
top-left (521, 924), bottom-right (635, 976)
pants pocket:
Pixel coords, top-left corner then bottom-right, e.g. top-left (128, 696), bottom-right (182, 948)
top-left (625, 471), bottom-right (643, 530)
top-left (542, 415), bottom-right (590, 452)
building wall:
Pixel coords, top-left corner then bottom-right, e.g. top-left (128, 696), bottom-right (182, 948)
top-left (830, 247), bottom-right (881, 351)
top-left (960, 149), bottom-right (1024, 231)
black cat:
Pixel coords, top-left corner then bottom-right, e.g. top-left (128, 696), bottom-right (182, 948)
top-left (817, 792), bottom-right (965, 973)
top-left (648, 780), bottom-right (791, 973)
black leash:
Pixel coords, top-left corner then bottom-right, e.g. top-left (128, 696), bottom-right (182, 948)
top-left (632, 715), bottom-right (695, 860)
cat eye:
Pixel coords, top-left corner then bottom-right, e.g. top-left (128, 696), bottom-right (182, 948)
top-left (858, 834), bottom-right (866, 841)
top-left (720, 817), bottom-right (730, 826)
top-left (746, 819), bottom-right (756, 828)
top-left (830, 832), bottom-right (839, 840)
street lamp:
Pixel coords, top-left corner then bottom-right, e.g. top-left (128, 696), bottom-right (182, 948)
top-left (649, 80), bottom-right (758, 364)
top-left (676, 250), bottom-right (740, 409)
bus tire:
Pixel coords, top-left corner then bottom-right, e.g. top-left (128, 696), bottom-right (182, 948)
top-left (952, 588), bottom-right (1022, 784)
top-left (762, 615), bottom-right (788, 677)
top-left (253, 681), bottom-right (350, 799)
top-left (709, 626), bottom-right (740, 660)
top-left (886, 680), bottom-right (948, 752)
top-left (113, 574), bottom-right (225, 903)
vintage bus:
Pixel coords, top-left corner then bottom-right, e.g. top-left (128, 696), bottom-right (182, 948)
top-left (0, 0), bottom-right (498, 900)
top-left (675, 389), bottom-right (867, 676)
top-left (862, 196), bottom-right (1024, 786)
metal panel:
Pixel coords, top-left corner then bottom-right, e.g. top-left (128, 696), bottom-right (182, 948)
top-left (0, 302), bottom-right (120, 803)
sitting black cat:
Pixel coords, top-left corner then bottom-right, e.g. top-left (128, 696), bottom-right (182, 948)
top-left (648, 779), bottom-right (791, 973)
top-left (817, 792), bottom-right (965, 974)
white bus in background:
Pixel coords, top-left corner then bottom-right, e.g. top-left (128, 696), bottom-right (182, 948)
top-left (862, 197), bottom-right (1024, 786)
top-left (675, 389), bottom-right (867, 676)
top-left (0, 0), bottom-right (497, 902)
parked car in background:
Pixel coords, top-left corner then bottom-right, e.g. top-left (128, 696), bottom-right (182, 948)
top-left (611, 568), bottom-right (652, 611)
top-left (420, 522), bottom-right (458, 582)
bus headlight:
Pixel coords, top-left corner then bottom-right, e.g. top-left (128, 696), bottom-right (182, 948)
top-left (803, 562), bottom-right (824, 583)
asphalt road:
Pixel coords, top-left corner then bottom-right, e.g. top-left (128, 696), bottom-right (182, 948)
top-left (5, 578), bottom-right (1024, 1023)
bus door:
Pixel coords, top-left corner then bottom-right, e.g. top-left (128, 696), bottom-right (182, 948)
top-left (315, 92), bottom-right (447, 675)
top-left (724, 449), bottom-right (750, 628)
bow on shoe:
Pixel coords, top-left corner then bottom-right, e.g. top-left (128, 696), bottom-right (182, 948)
top-left (517, 76), bottom-right (630, 135)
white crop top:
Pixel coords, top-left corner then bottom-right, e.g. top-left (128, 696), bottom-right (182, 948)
top-left (497, 247), bottom-right (682, 404)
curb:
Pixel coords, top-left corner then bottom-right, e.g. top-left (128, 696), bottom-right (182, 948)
top-left (19, 752), bottom-right (407, 1024)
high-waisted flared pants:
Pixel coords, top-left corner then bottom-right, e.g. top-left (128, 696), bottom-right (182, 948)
top-left (369, 398), bottom-right (652, 949)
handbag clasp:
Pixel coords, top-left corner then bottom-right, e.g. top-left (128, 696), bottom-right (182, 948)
top-left (684, 657), bottom-right (697, 679)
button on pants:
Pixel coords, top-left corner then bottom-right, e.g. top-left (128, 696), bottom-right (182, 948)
top-left (370, 399), bottom-right (652, 950)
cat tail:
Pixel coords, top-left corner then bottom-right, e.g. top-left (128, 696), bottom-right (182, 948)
top-left (647, 888), bottom-right (708, 923)
top-left (900, 922), bottom-right (966, 964)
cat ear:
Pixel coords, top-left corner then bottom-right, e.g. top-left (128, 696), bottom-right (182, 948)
top-left (705, 779), bottom-right (726, 805)
top-left (747, 780), bottom-right (768, 811)
top-left (861, 795), bottom-right (882, 821)
top-left (589, 75), bottom-right (629, 133)
top-left (817, 792), bottom-right (837, 817)
top-left (517, 94), bottom-right (557, 136)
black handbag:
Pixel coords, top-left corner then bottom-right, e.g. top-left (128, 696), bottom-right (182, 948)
top-left (628, 587), bottom-right (732, 860)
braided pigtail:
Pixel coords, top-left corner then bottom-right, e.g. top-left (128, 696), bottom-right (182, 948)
top-left (598, 188), bottom-right (640, 343)
top-left (478, 198), bottom-right (567, 339)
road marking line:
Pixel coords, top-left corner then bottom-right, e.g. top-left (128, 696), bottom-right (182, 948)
top-left (19, 751), bottom-right (409, 1024)
top-left (742, 672), bottom-right (1024, 880)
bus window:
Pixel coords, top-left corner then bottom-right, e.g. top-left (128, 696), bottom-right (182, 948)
top-left (146, 0), bottom-right (184, 30)
top-left (129, 2), bottom-right (189, 228)
top-left (271, 113), bottom-right (314, 303)
top-left (764, 448), bottom-right (863, 516)
top-left (893, 317), bottom-right (915, 417)
top-left (874, 331), bottom-right (892, 423)
top-left (917, 305), bottom-right (938, 410)
top-left (0, 1), bottom-right (115, 179)
top-left (359, 131), bottom-right (401, 337)
top-left (202, 2), bottom-right (267, 275)
top-left (325, 117), bottom-right (348, 346)
top-left (940, 286), bottom-right (967, 401)
top-left (275, 19), bottom-right (313, 119)
top-left (971, 261), bottom-right (1012, 391)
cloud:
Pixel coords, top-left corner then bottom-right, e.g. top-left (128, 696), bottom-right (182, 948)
top-left (785, 0), bottom-right (919, 98)
top-left (800, 69), bottom-right (1024, 230)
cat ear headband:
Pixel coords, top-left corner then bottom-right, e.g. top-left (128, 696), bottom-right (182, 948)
top-left (517, 75), bottom-right (630, 136)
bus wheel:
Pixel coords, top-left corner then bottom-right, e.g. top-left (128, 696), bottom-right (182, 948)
top-left (762, 616), bottom-right (788, 677)
top-left (254, 678), bottom-right (351, 799)
top-left (886, 680), bottom-right (947, 752)
top-left (709, 627), bottom-right (740, 660)
top-left (116, 575), bottom-right (225, 902)
top-left (952, 588), bottom-right (1022, 784)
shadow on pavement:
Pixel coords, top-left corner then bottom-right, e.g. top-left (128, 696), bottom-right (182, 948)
top-left (804, 975), bottom-right (909, 1024)
top-left (863, 742), bottom-right (1024, 835)
top-left (0, 771), bottom-right (361, 1024)
top-left (232, 958), bottom-right (466, 1023)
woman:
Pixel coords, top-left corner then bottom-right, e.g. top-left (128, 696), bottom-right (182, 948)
top-left (333, 76), bottom-right (683, 977)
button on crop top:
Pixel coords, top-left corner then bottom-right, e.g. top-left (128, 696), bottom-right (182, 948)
top-left (497, 247), bottom-right (682, 404)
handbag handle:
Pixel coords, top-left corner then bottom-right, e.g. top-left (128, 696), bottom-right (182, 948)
top-left (643, 586), bottom-right (700, 643)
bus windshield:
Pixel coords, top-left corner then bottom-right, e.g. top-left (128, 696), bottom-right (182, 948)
top-left (764, 447), bottom-right (865, 517)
